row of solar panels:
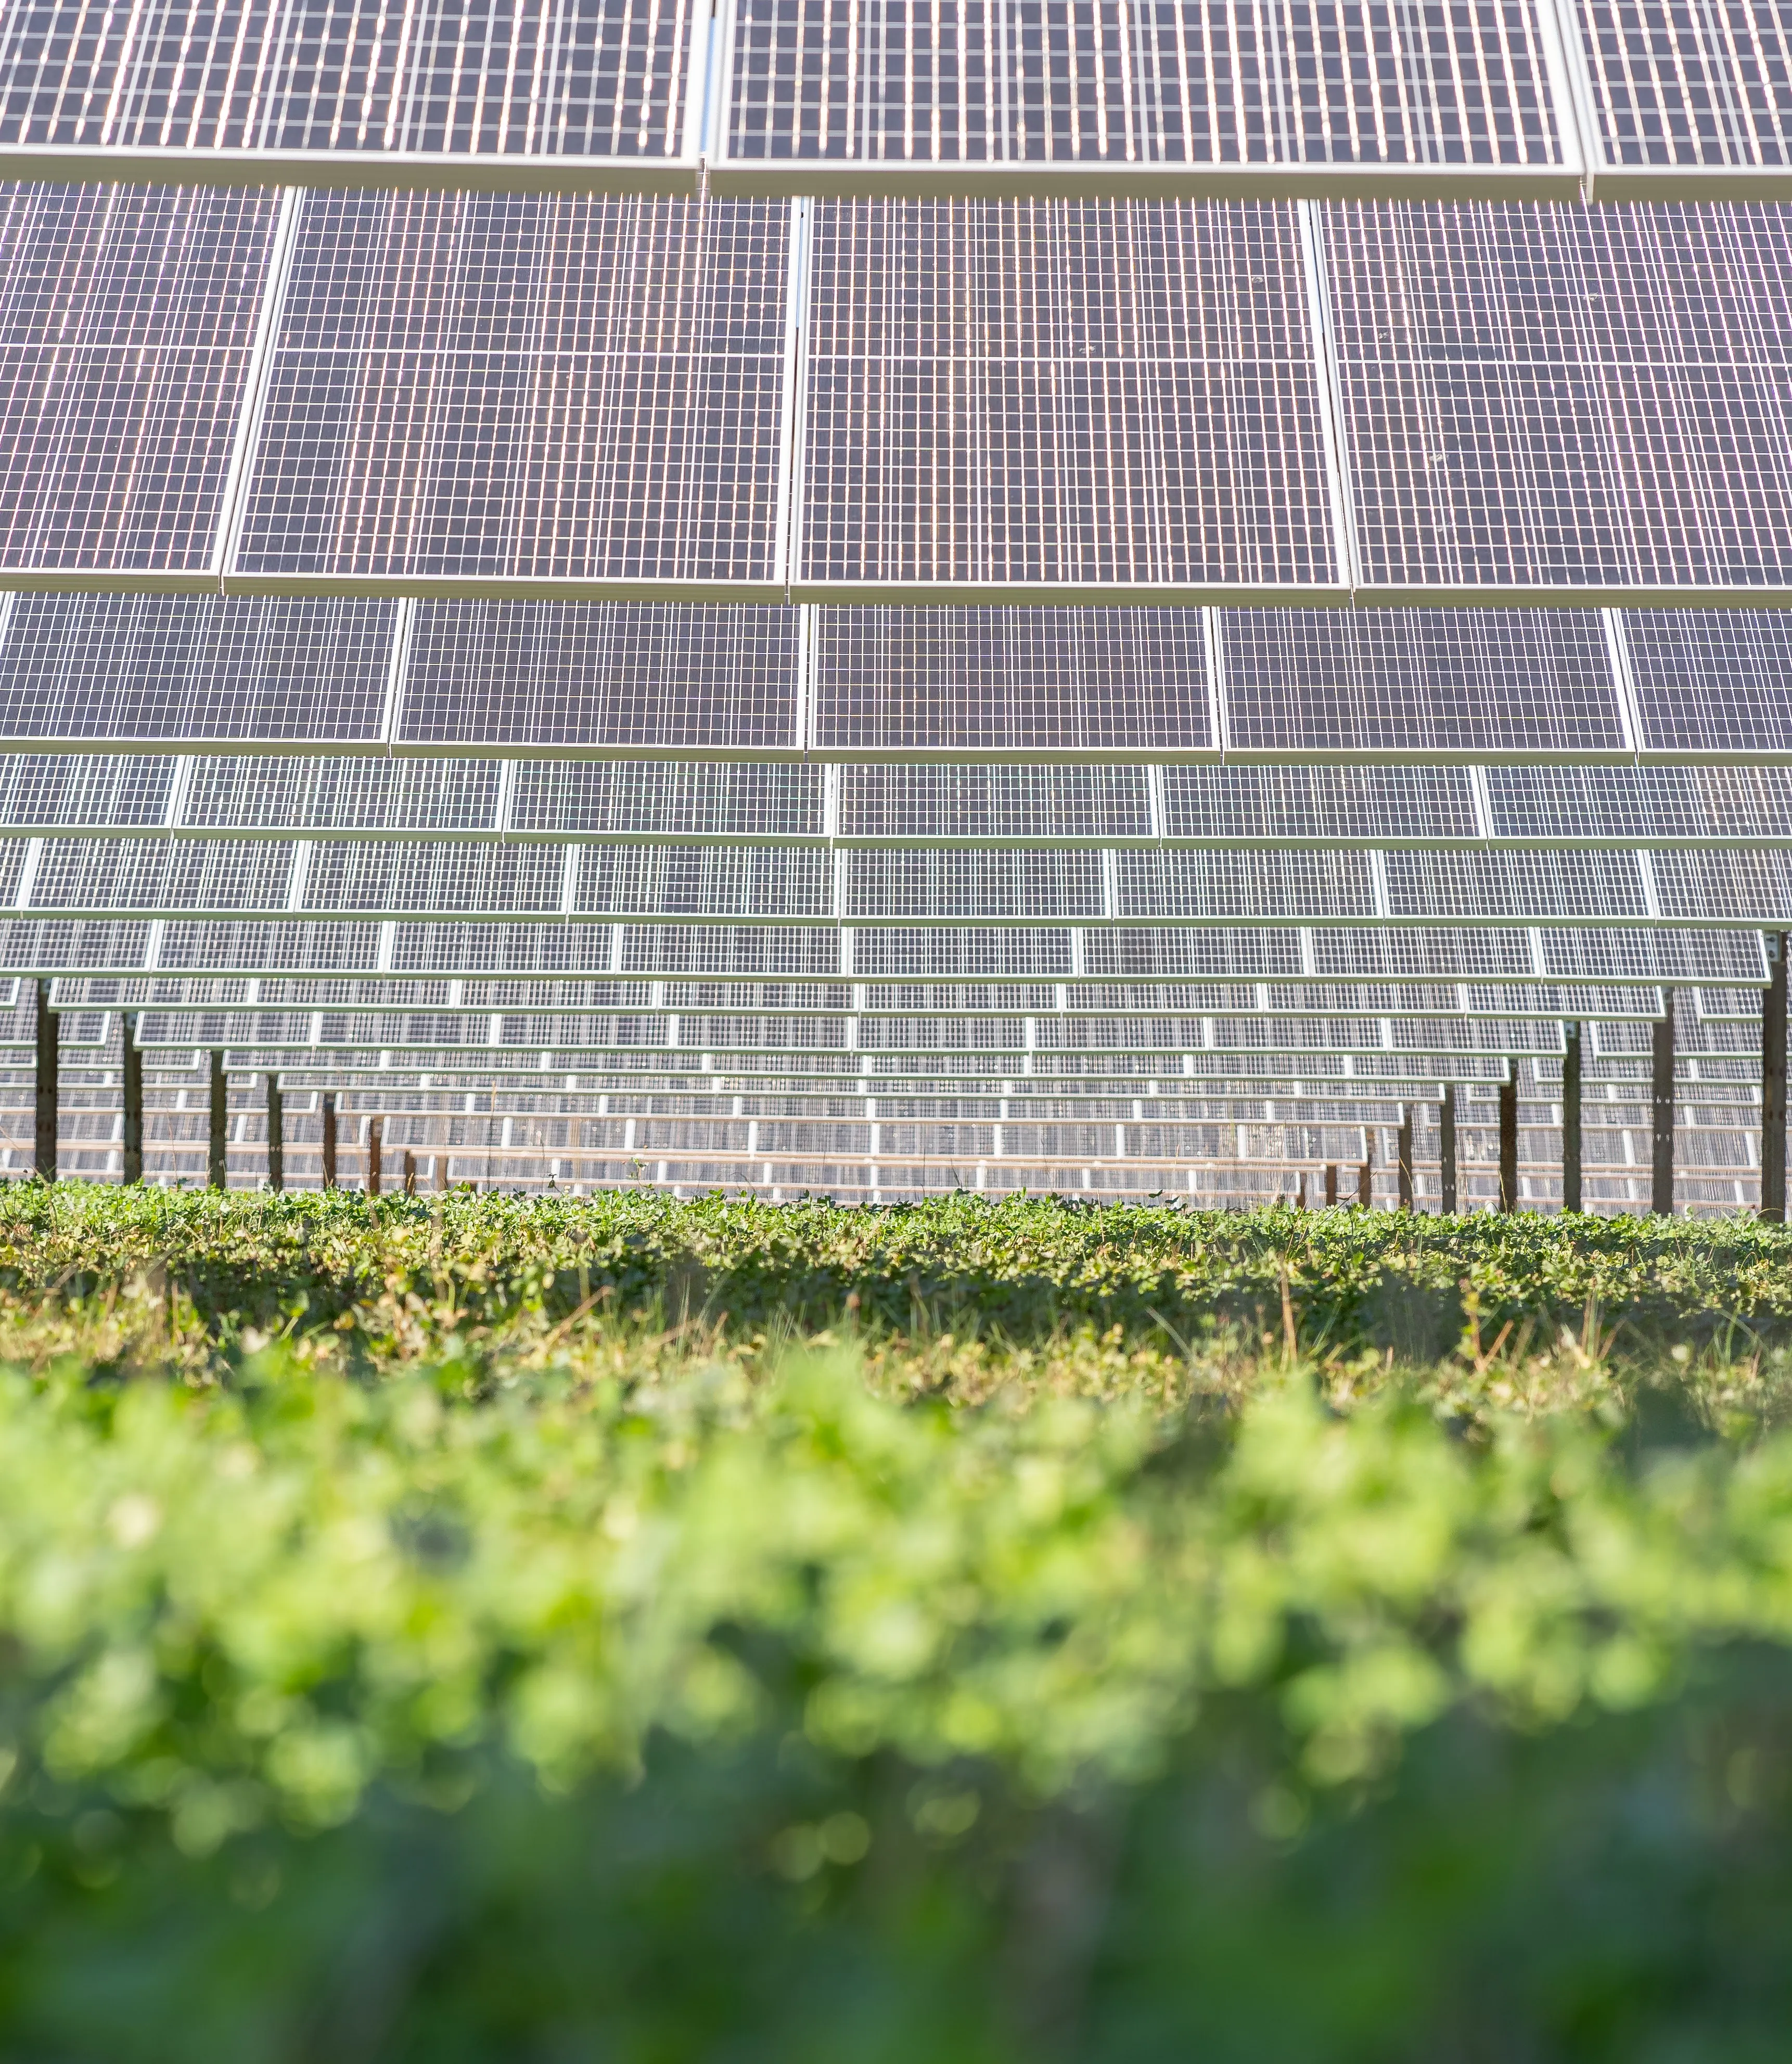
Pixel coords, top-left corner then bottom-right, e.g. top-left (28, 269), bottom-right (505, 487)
top-left (25, 761), bottom-right (1792, 842)
top-left (15, 837), bottom-right (1792, 923)
top-left (3, 0), bottom-right (1788, 196)
top-left (16, 602), bottom-right (1792, 764)
top-left (9, 190), bottom-right (1792, 602)
top-left (7, 918), bottom-right (1769, 980)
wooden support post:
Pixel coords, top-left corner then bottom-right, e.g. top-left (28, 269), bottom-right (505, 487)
top-left (436, 1150), bottom-right (449, 1194)
top-left (121, 1011), bottom-right (142, 1184)
top-left (1324, 1163), bottom-right (1337, 1208)
top-left (367, 1116), bottom-right (382, 1197)
top-left (1562, 1020), bottom-right (1582, 1216)
top-left (1440, 1085), bottom-right (1457, 1214)
top-left (1763, 937), bottom-right (1787, 1225)
top-left (1397, 1105), bottom-right (1413, 1210)
top-left (1653, 989), bottom-right (1676, 1216)
top-left (33, 980), bottom-right (56, 1182)
top-left (208, 1050), bottom-right (227, 1190)
top-left (403, 1149), bottom-right (416, 1196)
top-left (266, 1074), bottom-right (283, 1193)
top-left (321, 1094), bottom-right (337, 1190)
top-left (1499, 1070), bottom-right (1518, 1212)
top-left (1356, 1151), bottom-right (1372, 1209)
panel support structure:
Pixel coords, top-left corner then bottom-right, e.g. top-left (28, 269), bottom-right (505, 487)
top-left (209, 1051), bottom-right (228, 1189)
top-left (122, 1014), bottom-right (143, 1184)
top-left (266, 1073), bottom-right (284, 1193)
top-left (368, 1116), bottom-right (383, 1197)
top-left (1765, 937), bottom-right (1788, 1225)
top-left (1652, 992), bottom-right (1676, 1216)
top-left (1397, 1106), bottom-right (1413, 1210)
top-left (34, 980), bottom-right (56, 1182)
top-left (1561, 1021), bottom-right (1582, 1215)
top-left (1499, 1072), bottom-right (1518, 1212)
top-left (322, 1093), bottom-right (338, 1189)
top-left (1440, 1084), bottom-right (1457, 1214)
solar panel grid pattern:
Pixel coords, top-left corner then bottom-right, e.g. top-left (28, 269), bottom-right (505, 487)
top-left (846, 847), bottom-right (1105, 916)
top-left (401, 601), bottom-right (800, 748)
top-left (1219, 607), bottom-right (1627, 751)
top-left (1161, 763), bottom-right (1480, 838)
top-left (0, 595), bottom-right (395, 744)
top-left (813, 606), bottom-right (1213, 751)
top-left (183, 755), bottom-right (504, 834)
top-left (839, 764), bottom-right (1153, 838)
top-left (0, 753), bottom-right (174, 829)
top-left (0, 185), bottom-right (277, 574)
top-left (1116, 847), bottom-right (1377, 916)
top-left (511, 761), bottom-right (824, 835)
top-left (31, 837), bottom-right (296, 912)
top-left (1625, 608), bottom-right (1792, 750)
top-left (304, 839), bottom-right (569, 913)
top-left (1325, 202), bottom-right (1792, 594)
top-left (236, 195), bottom-right (787, 585)
top-left (801, 201), bottom-right (1338, 591)
top-left (578, 845), bottom-right (834, 915)
top-left (1575, 0), bottom-right (1792, 170)
top-left (0, 0), bottom-right (695, 158)
top-left (722, 0), bottom-right (1565, 169)
top-left (1650, 844), bottom-right (1792, 917)
top-left (1386, 847), bottom-right (1650, 917)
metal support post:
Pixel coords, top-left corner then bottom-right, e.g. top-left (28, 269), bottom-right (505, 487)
top-left (1397, 1106), bottom-right (1413, 1210)
top-left (1763, 937), bottom-right (1787, 1225)
top-left (121, 1012), bottom-right (142, 1184)
top-left (1356, 1152), bottom-right (1372, 1208)
top-left (266, 1074), bottom-right (283, 1193)
top-left (33, 980), bottom-right (56, 1182)
top-left (403, 1148), bottom-right (416, 1196)
top-left (1562, 1021), bottom-right (1582, 1215)
top-left (208, 1051), bottom-right (227, 1190)
top-left (1440, 1085), bottom-right (1457, 1214)
top-left (1652, 989), bottom-right (1676, 1216)
top-left (367, 1116), bottom-right (382, 1197)
top-left (321, 1094), bottom-right (337, 1190)
top-left (1499, 1069), bottom-right (1518, 1212)
top-left (1324, 1163), bottom-right (1337, 1207)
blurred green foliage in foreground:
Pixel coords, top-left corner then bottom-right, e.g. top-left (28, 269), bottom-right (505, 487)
top-left (2, 1186), bottom-right (1792, 2059)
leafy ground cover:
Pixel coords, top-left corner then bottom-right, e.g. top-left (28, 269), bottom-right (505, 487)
top-left (2, 1186), bottom-right (1791, 2060)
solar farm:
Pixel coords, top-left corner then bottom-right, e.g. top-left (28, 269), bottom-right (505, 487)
top-left (9, 3), bottom-right (1792, 2055)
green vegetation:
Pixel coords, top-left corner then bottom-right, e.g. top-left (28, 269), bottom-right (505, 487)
top-left (2, 1185), bottom-right (1792, 2060)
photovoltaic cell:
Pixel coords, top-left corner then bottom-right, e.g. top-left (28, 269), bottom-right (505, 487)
top-left (1625, 609), bottom-right (1792, 753)
top-left (234, 195), bottom-right (787, 591)
top-left (0, 595), bottom-right (395, 746)
top-left (400, 602), bottom-right (801, 750)
top-left (1572, 0), bottom-right (1792, 180)
top-left (801, 201), bottom-right (1340, 596)
top-left (0, 185), bottom-right (278, 575)
top-left (1326, 202), bottom-right (1792, 598)
top-left (1219, 608), bottom-right (1627, 754)
top-left (719, 0), bottom-right (1570, 187)
top-left (814, 606), bottom-right (1213, 755)
top-left (0, 0), bottom-right (699, 172)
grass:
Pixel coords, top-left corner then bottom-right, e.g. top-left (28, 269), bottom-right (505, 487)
top-left (1, 1184), bottom-right (1791, 2060)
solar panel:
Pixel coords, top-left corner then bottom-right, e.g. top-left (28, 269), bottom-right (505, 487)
top-left (1485, 763), bottom-right (1792, 842)
top-left (813, 607), bottom-right (1216, 756)
top-left (846, 849), bottom-right (1106, 919)
top-left (1161, 764), bottom-right (1479, 840)
top-left (1625, 609), bottom-right (1792, 755)
top-left (511, 762), bottom-right (825, 839)
top-left (1649, 847), bottom-right (1792, 921)
top-left (0, 0), bottom-right (703, 184)
top-left (1115, 848), bottom-right (1378, 919)
top-left (799, 201), bottom-right (1343, 598)
top-left (0, 595), bottom-right (395, 748)
top-left (1384, 849), bottom-right (1650, 920)
top-left (0, 184), bottom-right (280, 579)
top-left (0, 753), bottom-right (175, 832)
top-left (232, 195), bottom-right (789, 594)
top-left (1218, 608), bottom-right (1629, 757)
top-left (1538, 925), bottom-right (1771, 982)
top-left (1568, 0), bottom-right (1792, 191)
top-left (840, 765), bottom-right (1153, 841)
top-left (1325, 202), bottom-right (1792, 601)
top-left (714, 0), bottom-right (1577, 195)
top-left (183, 757), bottom-right (504, 837)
